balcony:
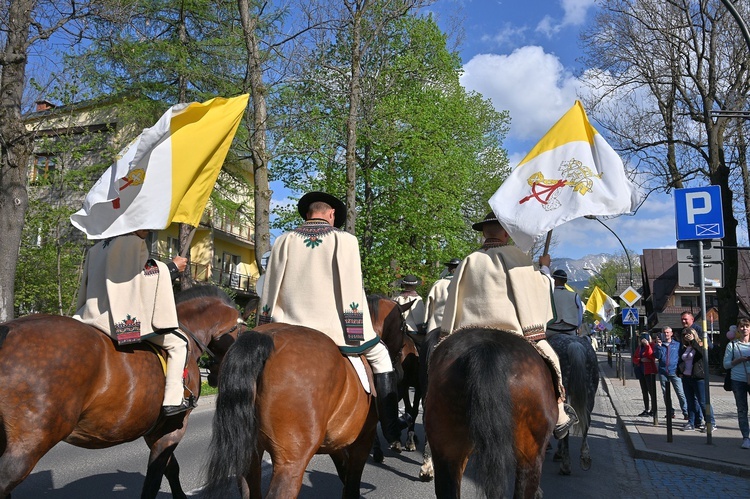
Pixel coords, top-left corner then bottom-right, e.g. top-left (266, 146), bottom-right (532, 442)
top-left (211, 211), bottom-right (253, 243)
top-left (153, 254), bottom-right (258, 296)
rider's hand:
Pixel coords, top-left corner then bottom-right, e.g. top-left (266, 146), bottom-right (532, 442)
top-left (172, 256), bottom-right (188, 272)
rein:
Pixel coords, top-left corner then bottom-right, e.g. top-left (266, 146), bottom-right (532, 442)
top-left (179, 318), bottom-right (245, 362)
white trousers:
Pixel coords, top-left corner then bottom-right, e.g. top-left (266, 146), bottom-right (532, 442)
top-left (362, 340), bottom-right (394, 374)
top-left (536, 338), bottom-right (569, 426)
top-left (146, 331), bottom-right (188, 406)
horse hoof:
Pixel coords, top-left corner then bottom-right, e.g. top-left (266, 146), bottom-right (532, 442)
top-left (580, 457), bottom-right (592, 471)
top-left (558, 467), bottom-right (571, 476)
top-left (373, 448), bottom-right (384, 463)
top-left (419, 470), bottom-right (434, 482)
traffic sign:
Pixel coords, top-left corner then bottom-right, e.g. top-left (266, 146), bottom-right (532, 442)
top-left (677, 239), bottom-right (723, 262)
top-left (622, 307), bottom-right (639, 325)
top-left (677, 261), bottom-right (724, 288)
top-left (619, 286), bottom-right (641, 306)
top-left (675, 186), bottom-right (724, 240)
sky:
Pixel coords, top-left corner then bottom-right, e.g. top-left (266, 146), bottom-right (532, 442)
top-left (422, 0), bottom-right (681, 260)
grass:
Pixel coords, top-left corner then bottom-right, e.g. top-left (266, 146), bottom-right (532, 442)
top-left (200, 381), bottom-right (218, 396)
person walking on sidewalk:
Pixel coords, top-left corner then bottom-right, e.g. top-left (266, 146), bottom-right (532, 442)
top-left (678, 328), bottom-right (717, 432)
top-left (658, 326), bottom-right (689, 420)
top-left (633, 333), bottom-right (657, 417)
top-left (723, 318), bottom-right (750, 449)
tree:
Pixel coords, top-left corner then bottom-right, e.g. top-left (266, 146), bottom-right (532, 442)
top-left (0, 0), bottom-right (93, 321)
top-left (274, 13), bottom-right (509, 292)
top-left (581, 0), bottom-right (750, 345)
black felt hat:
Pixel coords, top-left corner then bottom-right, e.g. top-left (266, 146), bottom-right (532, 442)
top-left (471, 211), bottom-right (500, 231)
top-left (444, 258), bottom-right (461, 267)
top-left (552, 269), bottom-right (568, 281)
top-left (401, 274), bottom-right (420, 286)
top-left (297, 192), bottom-right (346, 228)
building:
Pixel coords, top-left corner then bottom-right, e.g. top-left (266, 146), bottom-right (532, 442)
top-left (24, 96), bottom-right (259, 311)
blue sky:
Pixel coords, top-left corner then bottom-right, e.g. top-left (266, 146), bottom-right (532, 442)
top-left (424, 0), bottom-right (682, 260)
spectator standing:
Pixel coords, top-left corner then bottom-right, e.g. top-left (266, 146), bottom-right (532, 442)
top-left (723, 318), bottom-right (750, 449)
top-left (678, 328), bottom-right (717, 432)
top-left (658, 326), bottom-right (689, 420)
top-left (633, 334), bottom-right (657, 416)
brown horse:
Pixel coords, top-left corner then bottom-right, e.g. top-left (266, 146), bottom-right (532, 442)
top-left (204, 297), bottom-right (408, 499)
top-left (0, 285), bottom-right (244, 498)
top-left (424, 327), bottom-right (557, 499)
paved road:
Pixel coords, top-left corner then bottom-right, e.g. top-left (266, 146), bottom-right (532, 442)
top-left (13, 354), bottom-right (750, 497)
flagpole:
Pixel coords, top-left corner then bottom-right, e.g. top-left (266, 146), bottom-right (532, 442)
top-left (180, 226), bottom-right (197, 258)
top-left (543, 230), bottom-right (553, 255)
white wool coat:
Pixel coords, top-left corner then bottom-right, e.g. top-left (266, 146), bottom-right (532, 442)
top-left (395, 291), bottom-right (426, 333)
top-left (425, 276), bottom-right (452, 333)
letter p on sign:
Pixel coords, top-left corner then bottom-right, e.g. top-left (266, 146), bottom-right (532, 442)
top-left (686, 192), bottom-right (711, 223)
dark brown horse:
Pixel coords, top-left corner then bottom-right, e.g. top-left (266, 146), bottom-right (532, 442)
top-left (204, 297), bottom-right (408, 499)
top-left (0, 285), bottom-right (244, 498)
top-left (424, 327), bottom-right (557, 499)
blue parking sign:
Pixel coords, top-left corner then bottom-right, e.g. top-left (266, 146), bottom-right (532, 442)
top-left (675, 186), bottom-right (724, 240)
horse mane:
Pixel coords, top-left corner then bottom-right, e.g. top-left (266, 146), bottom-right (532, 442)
top-left (175, 285), bottom-right (234, 307)
top-left (0, 324), bottom-right (9, 348)
top-left (366, 294), bottom-right (389, 323)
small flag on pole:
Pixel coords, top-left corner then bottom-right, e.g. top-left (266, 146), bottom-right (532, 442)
top-left (488, 101), bottom-right (642, 252)
top-left (71, 94), bottom-right (249, 239)
top-left (585, 285), bottom-right (619, 323)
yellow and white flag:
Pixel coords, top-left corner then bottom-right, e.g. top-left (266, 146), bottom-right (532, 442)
top-left (488, 101), bottom-right (642, 252)
top-left (585, 285), bottom-right (618, 323)
top-left (71, 94), bottom-right (249, 239)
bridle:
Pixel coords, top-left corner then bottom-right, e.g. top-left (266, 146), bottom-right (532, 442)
top-left (179, 317), bottom-right (248, 366)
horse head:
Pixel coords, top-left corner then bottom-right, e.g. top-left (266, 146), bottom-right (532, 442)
top-left (367, 295), bottom-right (407, 365)
top-left (174, 285), bottom-right (247, 387)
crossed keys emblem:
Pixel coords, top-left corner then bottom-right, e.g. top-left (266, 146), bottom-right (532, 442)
top-left (518, 159), bottom-right (603, 210)
top-left (111, 168), bottom-right (146, 209)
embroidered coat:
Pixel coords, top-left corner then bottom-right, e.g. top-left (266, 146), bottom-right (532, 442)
top-left (257, 220), bottom-right (379, 354)
top-left (394, 290), bottom-right (426, 334)
top-left (440, 243), bottom-right (554, 340)
top-left (425, 276), bottom-right (452, 333)
top-left (73, 234), bottom-right (178, 344)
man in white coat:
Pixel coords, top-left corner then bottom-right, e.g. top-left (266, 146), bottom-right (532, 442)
top-left (74, 230), bottom-right (192, 416)
top-left (440, 212), bottom-right (578, 439)
top-left (394, 274), bottom-right (426, 342)
top-left (258, 191), bottom-right (403, 451)
top-left (424, 258), bottom-right (460, 334)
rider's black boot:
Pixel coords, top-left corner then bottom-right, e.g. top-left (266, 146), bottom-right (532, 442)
top-left (374, 371), bottom-right (403, 453)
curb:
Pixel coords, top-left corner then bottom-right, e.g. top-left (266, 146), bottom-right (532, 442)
top-left (600, 369), bottom-right (750, 478)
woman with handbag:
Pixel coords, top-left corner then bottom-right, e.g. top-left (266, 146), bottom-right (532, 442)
top-left (678, 328), bottom-right (717, 432)
top-left (723, 318), bottom-right (750, 449)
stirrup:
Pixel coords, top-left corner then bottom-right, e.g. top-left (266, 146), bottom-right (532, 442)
top-left (553, 404), bottom-right (578, 439)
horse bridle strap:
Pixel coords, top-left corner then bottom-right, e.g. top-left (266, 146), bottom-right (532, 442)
top-left (178, 318), bottom-right (245, 362)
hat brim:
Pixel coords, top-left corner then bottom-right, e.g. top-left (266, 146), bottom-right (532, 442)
top-left (298, 192), bottom-right (346, 228)
top-left (471, 218), bottom-right (499, 231)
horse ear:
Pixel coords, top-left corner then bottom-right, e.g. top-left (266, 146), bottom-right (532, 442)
top-left (397, 299), bottom-right (416, 313)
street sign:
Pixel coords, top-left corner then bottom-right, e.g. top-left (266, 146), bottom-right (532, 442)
top-left (677, 261), bottom-right (724, 288)
top-left (622, 307), bottom-right (639, 325)
top-left (619, 286), bottom-right (641, 306)
top-left (675, 186), bottom-right (724, 240)
top-left (676, 239), bottom-right (724, 262)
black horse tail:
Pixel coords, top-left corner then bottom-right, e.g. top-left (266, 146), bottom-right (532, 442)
top-left (459, 339), bottom-right (515, 498)
top-left (204, 330), bottom-right (274, 498)
top-left (566, 340), bottom-right (591, 435)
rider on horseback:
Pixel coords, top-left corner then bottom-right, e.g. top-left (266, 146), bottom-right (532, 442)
top-left (257, 191), bottom-right (404, 452)
top-left (440, 212), bottom-right (578, 439)
top-left (394, 275), bottom-right (427, 340)
top-left (546, 269), bottom-right (583, 337)
top-left (424, 258), bottom-right (460, 334)
top-left (73, 230), bottom-right (194, 416)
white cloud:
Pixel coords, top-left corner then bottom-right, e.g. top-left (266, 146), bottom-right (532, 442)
top-left (460, 46), bottom-right (586, 141)
top-left (481, 23), bottom-right (528, 48)
top-left (536, 0), bottom-right (597, 37)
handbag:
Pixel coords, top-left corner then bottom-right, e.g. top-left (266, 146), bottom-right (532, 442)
top-left (724, 342), bottom-right (736, 391)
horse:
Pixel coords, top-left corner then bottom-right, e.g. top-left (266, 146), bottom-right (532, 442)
top-left (424, 327), bottom-right (557, 499)
top-left (547, 333), bottom-right (599, 475)
top-left (0, 285), bottom-right (244, 498)
top-left (204, 297), bottom-right (409, 499)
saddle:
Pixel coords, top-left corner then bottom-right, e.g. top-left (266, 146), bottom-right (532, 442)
top-left (347, 355), bottom-right (374, 394)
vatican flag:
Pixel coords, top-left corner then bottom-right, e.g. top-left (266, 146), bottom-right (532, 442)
top-left (488, 101), bottom-right (642, 252)
top-left (71, 94), bottom-right (249, 239)
top-left (585, 285), bottom-right (618, 323)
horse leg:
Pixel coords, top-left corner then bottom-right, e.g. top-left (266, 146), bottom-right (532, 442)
top-left (514, 455), bottom-right (544, 499)
top-left (331, 433), bottom-right (373, 499)
top-left (265, 454), bottom-right (313, 499)
top-left (432, 453), bottom-right (467, 499)
top-left (372, 432), bottom-right (384, 463)
top-left (0, 450), bottom-right (47, 498)
top-left (163, 455), bottom-right (186, 499)
top-left (405, 388), bottom-right (421, 452)
top-left (580, 430), bottom-right (592, 471)
top-left (557, 436), bottom-right (571, 476)
top-left (142, 425), bottom-right (188, 499)
top-left (240, 452), bottom-right (263, 499)
top-left (419, 436), bottom-right (434, 482)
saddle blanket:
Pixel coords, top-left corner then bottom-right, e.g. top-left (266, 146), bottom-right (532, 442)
top-left (347, 356), bottom-right (371, 394)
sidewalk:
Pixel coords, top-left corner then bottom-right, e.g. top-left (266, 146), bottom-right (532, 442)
top-left (599, 350), bottom-right (750, 478)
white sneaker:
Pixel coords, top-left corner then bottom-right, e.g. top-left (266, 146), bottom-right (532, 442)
top-left (741, 438), bottom-right (750, 449)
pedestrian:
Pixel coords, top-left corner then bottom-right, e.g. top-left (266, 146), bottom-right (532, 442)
top-left (678, 328), bottom-right (717, 432)
top-left (440, 211), bottom-right (577, 439)
top-left (658, 326), bottom-right (689, 420)
top-left (424, 258), bottom-right (460, 335)
top-left (723, 318), bottom-right (750, 449)
top-left (394, 274), bottom-right (427, 341)
top-left (73, 230), bottom-right (193, 416)
top-left (546, 269), bottom-right (583, 338)
top-left (633, 333), bottom-right (656, 417)
top-left (257, 191), bottom-right (403, 451)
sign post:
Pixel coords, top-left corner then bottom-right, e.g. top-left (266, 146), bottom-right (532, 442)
top-left (675, 186), bottom-right (724, 443)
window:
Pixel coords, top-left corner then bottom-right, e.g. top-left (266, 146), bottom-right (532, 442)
top-left (167, 237), bottom-right (180, 258)
top-left (30, 154), bottom-right (57, 182)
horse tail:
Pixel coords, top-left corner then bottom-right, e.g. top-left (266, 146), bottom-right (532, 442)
top-left (459, 340), bottom-right (515, 497)
top-left (204, 330), bottom-right (274, 497)
top-left (566, 340), bottom-right (591, 435)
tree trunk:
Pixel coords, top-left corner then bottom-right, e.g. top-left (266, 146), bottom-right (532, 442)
top-left (237, 0), bottom-right (271, 276)
top-left (0, 0), bottom-right (35, 321)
